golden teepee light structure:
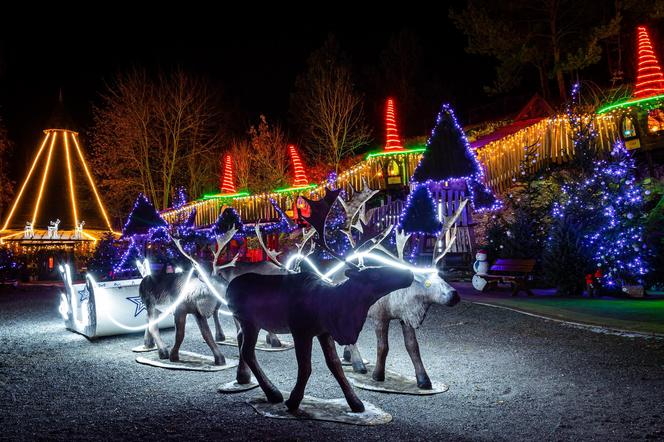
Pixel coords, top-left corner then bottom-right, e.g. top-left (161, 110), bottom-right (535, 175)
top-left (1, 128), bottom-right (116, 243)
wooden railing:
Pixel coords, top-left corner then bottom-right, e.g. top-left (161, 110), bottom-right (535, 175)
top-left (162, 151), bottom-right (423, 226)
top-left (475, 114), bottom-right (619, 192)
top-left (162, 113), bottom-right (621, 228)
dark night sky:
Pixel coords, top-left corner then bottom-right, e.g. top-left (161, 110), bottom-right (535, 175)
top-left (0, 14), bottom-right (505, 178)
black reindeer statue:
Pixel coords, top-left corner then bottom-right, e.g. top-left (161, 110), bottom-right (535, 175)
top-left (220, 227), bottom-right (317, 348)
top-left (226, 188), bottom-right (414, 412)
top-left (139, 228), bottom-right (238, 365)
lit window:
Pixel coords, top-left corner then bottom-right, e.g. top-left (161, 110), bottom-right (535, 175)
top-left (386, 160), bottom-right (401, 185)
top-left (622, 116), bottom-right (637, 138)
top-left (647, 108), bottom-right (664, 134)
top-left (387, 160), bottom-right (399, 177)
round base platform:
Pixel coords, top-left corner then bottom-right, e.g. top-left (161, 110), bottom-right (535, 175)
top-left (218, 379), bottom-right (260, 393)
top-left (340, 358), bottom-right (369, 367)
top-left (135, 350), bottom-right (238, 371)
top-left (343, 365), bottom-right (449, 395)
top-left (216, 335), bottom-right (294, 352)
top-left (248, 395), bottom-right (392, 426)
top-left (131, 344), bottom-right (157, 353)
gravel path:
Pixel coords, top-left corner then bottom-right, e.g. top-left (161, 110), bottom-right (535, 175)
top-left (1, 287), bottom-right (663, 441)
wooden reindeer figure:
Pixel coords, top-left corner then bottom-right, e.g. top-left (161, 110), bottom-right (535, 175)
top-left (345, 200), bottom-right (468, 389)
top-left (226, 189), bottom-right (414, 412)
top-left (139, 228), bottom-right (238, 364)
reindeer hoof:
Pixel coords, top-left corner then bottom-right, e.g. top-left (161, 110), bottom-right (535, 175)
top-left (266, 334), bottom-right (282, 348)
top-left (265, 389), bottom-right (284, 404)
top-left (214, 356), bottom-right (226, 366)
top-left (417, 375), bottom-right (433, 390)
top-left (158, 348), bottom-right (170, 360)
top-left (342, 347), bottom-right (352, 362)
top-left (236, 369), bottom-right (252, 385)
top-left (169, 353), bottom-right (180, 363)
top-left (285, 396), bottom-right (302, 411)
top-left (352, 360), bottom-right (367, 374)
top-left (372, 371), bottom-right (385, 382)
top-left (348, 398), bottom-right (365, 413)
top-left (215, 333), bottom-right (225, 342)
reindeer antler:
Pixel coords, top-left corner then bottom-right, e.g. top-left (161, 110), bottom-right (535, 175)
top-left (432, 199), bottom-right (468, 266)
top-left (302, 188), bottom-right (360, 268)
top-left (271, 198), bottom-right (297, 231)
top-left (395, 229), bottom-right (412, 261)
top-left (339, 178), bottom-right (378, 241)
top-left (172, 232), bottom-right (239, 275)
top-left (291, 227), bottom-right (316, 271)
top-left (210, 227), bottom-right (239, 273)
top-left (254, 223), bottom-right (286, 268)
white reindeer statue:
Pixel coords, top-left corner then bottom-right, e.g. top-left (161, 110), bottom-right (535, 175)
top-left (138, 229), bottom-right (239, 364)
top-left (74, 221), bottom-right (85, 240)
top-left (343, 200), bottom-right (467, 389)
top-left (24, 222), bottom-right (34, 239)
top-left (47, 219), bottom-right (61, 239)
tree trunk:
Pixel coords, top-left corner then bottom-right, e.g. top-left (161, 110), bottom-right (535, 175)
top-left (556, 68), bottom-right (566, 102)
top-left (537, 66), bottom-right (550, 101)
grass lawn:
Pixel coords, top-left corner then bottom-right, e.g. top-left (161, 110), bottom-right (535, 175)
top-left (480, 296), bottom-right (664, 335)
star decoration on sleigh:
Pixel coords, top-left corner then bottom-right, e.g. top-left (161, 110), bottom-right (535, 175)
top-left (126, 296), bottom-right (146, 317)
top-left (78, 287), bottom-right (90, 303)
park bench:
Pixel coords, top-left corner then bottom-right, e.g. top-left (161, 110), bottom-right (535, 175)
top-left (481, 258), bottom-right (536, 296)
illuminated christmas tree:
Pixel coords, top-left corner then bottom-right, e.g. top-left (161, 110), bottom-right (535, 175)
top-left (411, 103), bottom-right (498, 211)
top-left (551, 143), bottom-right (646, 288)
top-left (399, 185), bottom-right (442, 234)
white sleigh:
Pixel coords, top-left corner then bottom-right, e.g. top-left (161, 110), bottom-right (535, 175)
top-left (58, 264), bottom-right (174, 338)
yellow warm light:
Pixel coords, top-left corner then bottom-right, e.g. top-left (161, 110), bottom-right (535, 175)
top-left (1, 132), bottom-right (51, 231)
top-left (82, 231), bottom-right (99, 243)
top-left (32, 132), bottom-right (57, 225)
top-left (63, 132), bottom-right (79, 227)
top-left (71, 133), bottom-right (115, 232)
top-left (0, 231), bottom-right (26, 241)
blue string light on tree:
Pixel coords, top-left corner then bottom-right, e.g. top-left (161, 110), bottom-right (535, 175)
top-left (552, 141), bottom-right (647, 287)
top-left (409, 103), bottom-right (501, 213)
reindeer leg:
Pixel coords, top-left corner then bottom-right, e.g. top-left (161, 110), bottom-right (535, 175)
top-left (284, 334), bottom-right (313, 411)
top-left (147, 306), bottom-right (170, 360)
top-left (194, 312), bottom-right (225, 366)
top-left (372, 319), bottom-right (389, 382)
top-left (265, 331), bottom-right (282, 348)
top-left (169, 308), bottom-right (187, 362)
top-left (400, 321), bottom-right (431, 389)
top-left (241, 322), bottom-right (283, 403)
top-left (342, 345), bottom-right (352, 362)
top-left (318, 333), bottom-right (364, 413)
top-left (143, 327), bottom-right (154, 349)
top-left (213, 304), bottom-right (225, 342)
top-left (235, 329), bottom-right (251, 384)
top-left (349, 344), bottom-right (367, 374)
